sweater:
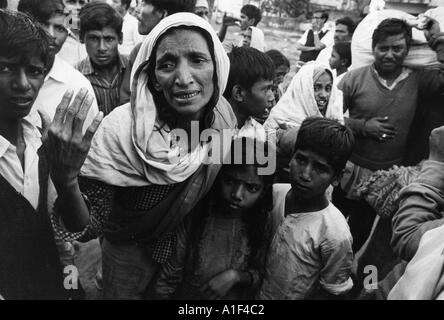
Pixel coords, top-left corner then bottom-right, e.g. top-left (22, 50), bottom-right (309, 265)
top-left (0, 147), bottom-right (66, 300)
top-left (340, 65), bottom-right (444, 171)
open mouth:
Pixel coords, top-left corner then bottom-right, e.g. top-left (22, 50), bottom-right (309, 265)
top-left (317, 99), bottom-right (328, 107)
top-left (173, 90), bottom-right (200, 102)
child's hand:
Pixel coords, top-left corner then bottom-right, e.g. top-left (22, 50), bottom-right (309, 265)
top-left (201, 269), bottom-right (240, 300)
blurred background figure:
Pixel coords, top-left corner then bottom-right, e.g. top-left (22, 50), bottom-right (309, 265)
top-left (194, 0), bottom-right (208, 21)
top-left (108, 0), bottom-right (143, 55)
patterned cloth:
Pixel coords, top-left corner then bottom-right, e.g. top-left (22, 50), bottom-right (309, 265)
top-left (51, 177), bottom-right (177, 264)
top-left (76, 54), bottom-right (128, 115)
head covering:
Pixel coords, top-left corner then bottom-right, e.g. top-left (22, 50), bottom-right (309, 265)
top-left (313, 67), bottom-right (328, 83)
top-left (264, 61), bottom-right (344, 133)
top-left (81, 13), bottom-right (236, 186)
top-left (247, 26), bottom-right (266, 52)
top-left (195, 0), bottom-right (209, 9)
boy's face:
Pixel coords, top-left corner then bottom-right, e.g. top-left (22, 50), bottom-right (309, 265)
top-left (329, 47), bottom-right (341, 70)
top-left (242, 28), bottom-right (252, 47)
top-left (42, 14), bottom-right (69, 55)
top-left (289, 149), bottom-right (340, 200)
top-left (84, 27), bottom-right (121, 67)
top-left (0, 56), bottom-right (46, 120)
top-left (242, 78), bottom-right (274, 122)
top-left (240, 12), bottom-right (254, 31)
top-left (219, 165), bottom-right (265, 215)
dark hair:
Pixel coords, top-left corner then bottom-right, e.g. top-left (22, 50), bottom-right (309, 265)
top-left (265, 49), bottom-right (290, 69)
top-left (79, 2), bottom-right (123, 40)
top-left (121, 0), bottom-right (132, 11)
top-left (294, 117), bottom-right (355, 175)
top-left (0, 9), bottom-right (53, 71)
top-left (145, 0), bottom-right (196, 15)
top-left (333, 42), bottom-right (351, 68)
top-left (314, 10), bottom-right (329, 22)
top-left (336, 16), bottom-right (356, 35)
top-left (147, 26), bottom-right (218, 131)
top-left (191, 137), bottom-right (274, 270)
top-left (0, 0), bottom-right (7, 9)
top-left (372, 18), bottom-right (412, 49)
top-left (224, 46), bottom-right (275, 100)
top-left (18, 0), bottom-right (66, 24)
top-left (241, 4), bottom-right (261, 26)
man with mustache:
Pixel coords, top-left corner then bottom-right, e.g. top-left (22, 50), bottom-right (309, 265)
top-left (333, 18), bottom-right (444, 266)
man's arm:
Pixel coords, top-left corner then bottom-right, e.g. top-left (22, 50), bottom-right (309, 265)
top-left (392, 126), bottom-right (444, 261)
top-left (218, 14), bottom-right (239, 42)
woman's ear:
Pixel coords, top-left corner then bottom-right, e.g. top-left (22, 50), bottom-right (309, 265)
top-left (232, 84), bottom-right (244, 102)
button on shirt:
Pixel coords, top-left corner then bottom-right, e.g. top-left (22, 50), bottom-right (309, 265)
top-left (119, 13), bottom-right (144, 56)
top-left (30, 55), bottom-right (99, 133)
top-left (0, 116), bottom-right (56, 211)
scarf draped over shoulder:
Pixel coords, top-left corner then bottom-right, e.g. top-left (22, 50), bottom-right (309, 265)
top-left (81, 13), bottom-right (236, 187)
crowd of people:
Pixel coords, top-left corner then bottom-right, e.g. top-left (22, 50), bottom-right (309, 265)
top-left (1, 0), bottom-right (444, 300)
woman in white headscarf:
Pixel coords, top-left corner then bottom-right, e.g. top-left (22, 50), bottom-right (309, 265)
top-left (48, 13), bottom-right (237, 299)
top-left (264, 61), bottom-right (343, 181)
top-left (242, 26), bottom-right (266, 52)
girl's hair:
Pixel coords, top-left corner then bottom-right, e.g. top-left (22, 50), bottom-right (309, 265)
top-left (333, 42), bottom-right (351, 68)
top-left (147, 25), bottom-right (218, 132)
top-left (190, 138), bottom-right (274, 267)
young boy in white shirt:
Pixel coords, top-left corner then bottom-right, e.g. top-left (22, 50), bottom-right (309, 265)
top-left (259, 117), bottom-right (355, 300)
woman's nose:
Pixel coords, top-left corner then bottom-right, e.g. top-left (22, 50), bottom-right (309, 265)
top-left (175, 63), bottom-right (193, 86)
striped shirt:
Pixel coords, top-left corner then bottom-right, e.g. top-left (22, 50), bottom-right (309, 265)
top-left (76, 54), bottom-right (129, 115)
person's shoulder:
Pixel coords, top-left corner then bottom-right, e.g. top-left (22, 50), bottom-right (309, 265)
top-left (52, 57), bottom-right (92, 88)
top-left (321, 202), bottom-right (352, 241)
top-left (129, 43), bottom-right (143, 63)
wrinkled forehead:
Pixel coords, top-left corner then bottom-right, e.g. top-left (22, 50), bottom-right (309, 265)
top-left (152, 26), bottom-right (213, 58)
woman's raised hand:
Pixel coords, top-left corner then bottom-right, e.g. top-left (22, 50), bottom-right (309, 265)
top-left (40, 88), bottom-right (104, 190)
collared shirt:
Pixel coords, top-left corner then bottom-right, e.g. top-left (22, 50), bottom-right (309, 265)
top-left (76, 54), bottom-right (129, 115)
top-left (119, 13), bottom-right (144, 56)
top-left (372, 65), bottom-right (412, 90)
top-left (30, 55), bottom-right (99, 133)
top-left (298, 25), bottom-right (335, 48)
top-left (0, 115), bottom-right (57, 211)
top-left (58, 31), bottom-right (88, 67)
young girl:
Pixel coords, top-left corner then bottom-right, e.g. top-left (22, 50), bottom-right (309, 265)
top-left (148, 138), bottom-right (274, 299)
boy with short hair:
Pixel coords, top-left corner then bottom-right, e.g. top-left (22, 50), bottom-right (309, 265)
top-left (218, 4), bottom-right (262, 43)
top-left (224, 46), bottom-right (275, 127)
top-left (259, 117), bottom-right (355, 300)
top-left (77, 1), bottom-right (128, 115)
top-left (0, 9), bottom-right (67, 300)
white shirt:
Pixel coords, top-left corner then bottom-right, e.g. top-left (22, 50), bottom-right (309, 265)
top-left (119, 13), bottom-right (144, 56)
top-left (0, 116), bottom-right (56, 211)
top-left (298, 25), bottom-right (335, 49)
top-left (58, 32), bottom-right (88, 67)
top-left (30, 56), bottom-right (99, 133)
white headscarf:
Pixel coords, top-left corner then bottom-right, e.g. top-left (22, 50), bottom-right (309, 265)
top-left (247, 26), bottom-right (266, 52)
top-left (264, 61), bottom-right (344, 133)
top-left (81, 13), bottom-right (235, 186)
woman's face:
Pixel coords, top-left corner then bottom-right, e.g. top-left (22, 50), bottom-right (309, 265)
top-left (153, 29), bottom-right (215, 120)
top-left (313, 72), bottom-right (332, 116)
top-left (242, 28), bottom-right (252, 47)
